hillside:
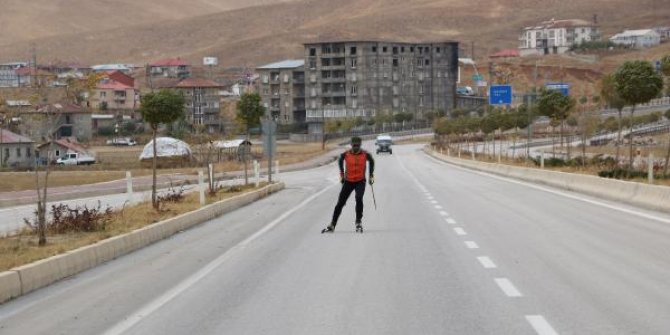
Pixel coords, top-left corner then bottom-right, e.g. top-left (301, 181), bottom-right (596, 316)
top-left (0, 0), bottom-right (668, 71)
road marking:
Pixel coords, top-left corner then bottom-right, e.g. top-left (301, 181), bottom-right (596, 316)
top-left (446, 218), bottom-right (456, 224)
top-left (426, 154), bottom-right (670, 224)
top-left (526, 315), bottom-right (559, 335)
top-left (102, 182), bottom-right (337, 335)
top-left (430, 200), bottom-right (438, 204)
top-left (434, 205), bottom-right (443, 209)
top-left (495, 278), bottom-right (522, 297)
top-left (453, 227), bottom-right (467, 236)
top-left (465, 241), bottom-right (479, 249)
top-left (439, 211), bottom-right (448, 217)
top-left (477, 256), bottom-right (497, 269)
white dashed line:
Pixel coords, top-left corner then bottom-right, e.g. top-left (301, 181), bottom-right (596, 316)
top-left (464, 241), bottom-right (479, 249)
top-left (446, 218), bottom-right (456, 224)
top-left (439, 211), bottom-right (449, 217)
top-left (477, 256), bottom-right (497, 269)
top-left (453, 227), bottom-right (467, 236)
top-left (495, 278), bottom-right (522, 297)
top-left (525, 315), bottom-right (559, 335)
top-left (430, 200), bottom-right (438, 204)
top-left (434, 205), bottom-right (443, 209)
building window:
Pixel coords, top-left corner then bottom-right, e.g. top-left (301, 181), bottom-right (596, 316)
top-left (310, 48), bottom-right (316, 56)
top-left (382, 46), bottom-right (387, 53)
top-left (351, 58), bottom-right (357, 68)
top-left (436, 47), bottom-right (440, 53)
top-left (425, 59), bottom-right (430, 66)
top-left (309, 60), bottom-right (316, 70)
top-left (410, 46), bottom-right (414, 52)
top-left (351, 85), bottom-right (357, 95)
top-left (350, 46), bottom-right (357, 55)
top-left (26, 147), bottom-right (31, 157)
top-left (393, 59), bottom-right (399, 67)
top-left (372, 46), bottom-right (377, 52)
top-left (4, 148), bottom-right (8, 158)
top-left (392, 46), bottom-right (398, 54)
top-left (417, 59), bottom-right (423, 67)
top-left (100, 91), bottom-right (106, 98)
top-left (401, 46), bottom-right (405, 53)
top-left (15, 148), bottom-right (21, 157)
top-left (419, 96), bottom-right (424, 106)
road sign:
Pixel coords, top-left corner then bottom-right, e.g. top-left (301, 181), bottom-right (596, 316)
top-left (545, 83), bottom-right (570, 96)
top-left (476, 81), bottom-right (488, 87)
top-left (489, 85), bottom-right (513, 105)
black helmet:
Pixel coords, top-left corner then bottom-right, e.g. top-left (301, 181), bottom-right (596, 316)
top-left (351, 136), bottom-right (362, 145)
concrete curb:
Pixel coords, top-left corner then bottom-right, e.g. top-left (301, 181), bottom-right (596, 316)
top-left (425, 148), bottom-right (670, 214)
top-left (0, 182), bottom-right (284, 304)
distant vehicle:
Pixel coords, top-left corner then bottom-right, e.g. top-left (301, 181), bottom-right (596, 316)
top-left (106, 137), bottom-right (137, 146)
top-left (457, 86), bottom-right (475, 96)
top-left (56, 152), bottom-right (96, 165)
top-left (375, 134), bottom-right (393, 155)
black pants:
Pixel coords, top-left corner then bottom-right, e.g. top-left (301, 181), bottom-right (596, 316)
top-left (331, 180), bottom-right (366, 226)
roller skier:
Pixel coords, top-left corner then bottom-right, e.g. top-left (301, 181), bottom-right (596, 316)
top-left (322, 136), bottom-right (375, 234)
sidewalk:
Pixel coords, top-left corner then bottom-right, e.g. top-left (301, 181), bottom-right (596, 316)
top-left (0, 148), bottom-right (342, 208)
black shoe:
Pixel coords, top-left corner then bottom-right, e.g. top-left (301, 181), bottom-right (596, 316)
top-left (321, 225), bottom-right (335, 234)
top-left (355, 222), bottom-right (363, 233)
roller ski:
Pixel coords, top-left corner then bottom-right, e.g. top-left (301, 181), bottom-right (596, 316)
top-left (355, 222), bottom-right (363, 233)
top-left (321, 224), bottom-right (335, 234)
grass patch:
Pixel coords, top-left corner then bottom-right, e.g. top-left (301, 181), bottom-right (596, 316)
top-left (0, 182), bottom-right (269, 272)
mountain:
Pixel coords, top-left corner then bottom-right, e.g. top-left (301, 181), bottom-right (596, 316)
top-left (0, 0), bottom-right (667, 68)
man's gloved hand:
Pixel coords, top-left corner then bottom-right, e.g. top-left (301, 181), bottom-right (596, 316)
top-left (369, 175), bottom-right (375, 185)
top-left (340, 175), bottom-right (345, 184)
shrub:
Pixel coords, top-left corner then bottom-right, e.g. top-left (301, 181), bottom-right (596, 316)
top-left (24, 202), bottom-right (113, 234)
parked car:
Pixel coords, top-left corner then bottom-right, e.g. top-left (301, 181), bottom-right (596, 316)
top-left (106, 137), bottom-right (137, 146)
top-left (56, 152), bottom-right (96, 165)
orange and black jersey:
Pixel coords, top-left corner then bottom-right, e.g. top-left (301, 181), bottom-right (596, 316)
top-left (338, 150), bottom-right (375, 182)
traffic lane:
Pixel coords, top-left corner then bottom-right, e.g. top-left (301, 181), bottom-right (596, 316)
top-left (120, 144), bottom-right (535, 335)
top-left (0, 171), bottom-right (332, 335)
top-left (407, 145), bottom-right (670, 334)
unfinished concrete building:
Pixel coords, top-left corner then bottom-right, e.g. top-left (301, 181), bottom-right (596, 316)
top-left (303, 41), bottom-right (459, 133)
top-left (256, 60), bottom-right (306, 124)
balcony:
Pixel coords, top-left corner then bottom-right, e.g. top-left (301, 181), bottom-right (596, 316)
top-left (292, 76), bottom-right (305, 84)
top-left (321, 77), bottom-right (346, 83)
top-left (321, 90), bottom-right (346, 97)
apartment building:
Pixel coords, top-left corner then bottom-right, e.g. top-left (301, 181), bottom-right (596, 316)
top-left (256, 60), bottom-right (306, 124)
top-left (149, 58), bottom-right (191, 79)
top-left (519, 19), bottom-right (601, 56)
top-left (302, 41), bottom-right (459, 132)
top-left (170, 78), bottom-right (223, 133)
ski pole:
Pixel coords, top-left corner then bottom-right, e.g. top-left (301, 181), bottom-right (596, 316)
top-left (370, 183), bottom-right (377, 210)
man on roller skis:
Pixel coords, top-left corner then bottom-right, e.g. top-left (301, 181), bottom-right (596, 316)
top-left (322, 136), bottom-right (375, 234)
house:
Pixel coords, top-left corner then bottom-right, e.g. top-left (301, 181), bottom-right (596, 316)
top-left (148, 58), bottom-right (191, 79)
top-left (37, 138), bottom-right (88, 163)
top-left (91, 64), bottom-right (133, 74)
top-left (92, 79), bottom-right (139, 112)
top-left (653, 27), bottom-right (670, 41)
top-left (20, 103), bottom-right (93, 141)
top-left (169, 78), bottom-right (223, 133)
top-left (0, 128), bottom-right (35, 168)
top-left (0, 62), bottom-right (28, 87)
top-left (519, 18), bottom-right (601, 56)
top-left (610, 29), bottom-right (662, 48)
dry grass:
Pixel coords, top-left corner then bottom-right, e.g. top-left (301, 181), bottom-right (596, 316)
top-left (0, 182), bottom-right (267, 272)
top-left (0, 142), bottom-right (333, 192)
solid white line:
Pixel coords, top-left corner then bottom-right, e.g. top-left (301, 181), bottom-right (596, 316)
top-left (434, 205), bottom-right (443, 209)
top-left (464, 241), bottom-right (479, 249)
top-left (426, 154), bottom-right (670, 224)
top-left (526, 315), bottom-right (559, 335)
top-left (495, 278), bottom-right (522, 297)
top-left (477, 256), bottom-right (497, 269)
top-left (439, 211), bottom-right (449, 217)
top-left (446, 218), bottom-right (456, 224)
top-left (102, 182), bottom-right (337, 335)
top-left (453, 227), bottom-right (467, 236)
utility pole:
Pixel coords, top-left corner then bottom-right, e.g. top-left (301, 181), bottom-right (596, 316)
top-left (527, 61), bottom-right (538, 159)
top-left (31, 44), bottom-right (38, 88)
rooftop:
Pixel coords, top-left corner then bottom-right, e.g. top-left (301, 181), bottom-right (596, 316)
top-left (611, 29), bottom-right (659, 38)
top-left (524, 19), bottom-right (596, 30)
top-left (150, 58), bottom-right (190, 67)
top-left (257, 59), bottom-right (305, 70)
top-left (96, 79), bottom-right (134, 90)
top-left (0, 129), bottom-right (34, 144)
top-left (91, 64), bottom-right (132, 71)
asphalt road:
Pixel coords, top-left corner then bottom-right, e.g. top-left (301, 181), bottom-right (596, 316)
top-left (1, 143), bottom-right (670, 334)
